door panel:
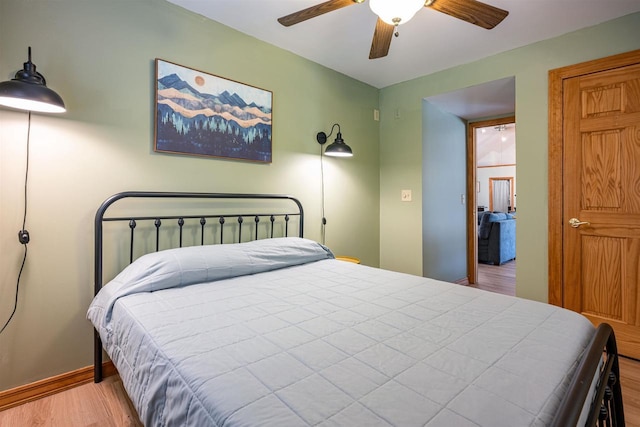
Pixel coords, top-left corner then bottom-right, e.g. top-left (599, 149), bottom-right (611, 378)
top-left (582, 130), bottom-right (621, 210)
top-left (563, 63), bottom-right (640, 358)
top-left (581, 236), bottom-right (622, 320)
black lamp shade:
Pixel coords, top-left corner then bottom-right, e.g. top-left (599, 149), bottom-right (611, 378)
top-left (0, 48), bottom-right (65, 113)
top-left (317, 125), bottom-right (353, 158)
top-left (324, 132), bottom-right (353, 157)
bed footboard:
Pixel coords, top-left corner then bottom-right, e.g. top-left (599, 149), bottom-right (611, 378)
top-left (551, 323), bottom-right (624, 427)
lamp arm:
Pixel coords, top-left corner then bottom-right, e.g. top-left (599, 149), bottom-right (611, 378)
top-left (316, 123), bottom-right (342, 145)
top-left (326, 123), bottom-right (341, 139)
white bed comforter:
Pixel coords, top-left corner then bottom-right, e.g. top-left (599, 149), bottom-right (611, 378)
top-left (88, 238), bottom-right (594, 427)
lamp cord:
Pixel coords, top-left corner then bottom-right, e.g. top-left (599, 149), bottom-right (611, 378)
top-left (0, 112), bottom-right (31, 335)
top-left (320, 142), bottom-right (327, 245)
top-left (23, 112), bottom-right (31, 231)
top-left (0, 248), bottom-right (27, 335)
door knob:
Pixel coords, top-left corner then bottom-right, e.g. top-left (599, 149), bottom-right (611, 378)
top-left (569, 218), bottom-right (590, 228)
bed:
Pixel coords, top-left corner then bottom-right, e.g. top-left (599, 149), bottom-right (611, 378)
top-left (88, 192), bottom-right (625, 427)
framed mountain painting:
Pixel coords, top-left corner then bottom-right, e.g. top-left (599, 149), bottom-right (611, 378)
top-left (154, 59), bottom-right (273, 163)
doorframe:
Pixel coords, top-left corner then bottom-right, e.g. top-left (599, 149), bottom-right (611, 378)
top-left (466, 116), bottom-right (515, 284)
top-left (548, 48), bottom-right (640, 307)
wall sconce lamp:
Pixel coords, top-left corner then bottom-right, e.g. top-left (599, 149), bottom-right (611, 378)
top-left (0, 47), bottom-right (66, 335)
top-left (316, 123), bottom-right (353, 157)
top-left (316, 123), bottom-right (352, 244)
top-left (0, 47), bottom-right (66, 113)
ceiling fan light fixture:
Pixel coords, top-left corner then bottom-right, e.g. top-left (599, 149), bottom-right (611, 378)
top-left (369, 0), bottom-right (425, 26)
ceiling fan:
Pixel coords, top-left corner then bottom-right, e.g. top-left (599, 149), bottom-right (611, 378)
top-left (278, 0), bottom-right (508, 59)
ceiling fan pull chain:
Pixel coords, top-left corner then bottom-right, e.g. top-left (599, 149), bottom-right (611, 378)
top-left (393, 17), bottom-right (400, 37)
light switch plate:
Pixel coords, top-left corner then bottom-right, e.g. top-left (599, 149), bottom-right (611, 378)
top-left (401, 189), bottom-right (412, 202)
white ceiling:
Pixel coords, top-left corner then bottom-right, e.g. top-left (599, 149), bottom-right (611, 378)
top-left (167, 0), bottom-right (640, 89)
top-left (476, 122), bottom-right (515, 166)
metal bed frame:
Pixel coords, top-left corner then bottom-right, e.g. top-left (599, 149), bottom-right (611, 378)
top-left (92, 191), bottom-right (624, 427)
top-left (93, 191), bottom-right (304, 383)
top-left (551, 322), bottom-right (625, 427)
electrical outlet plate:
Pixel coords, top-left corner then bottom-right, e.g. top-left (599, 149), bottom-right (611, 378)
top-left (401, 189), bottom-right (412, 202)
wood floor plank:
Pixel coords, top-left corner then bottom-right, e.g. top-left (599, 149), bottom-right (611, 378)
top-left (0, 376), bottom-right (142, 427)
top-left (457, 259), bottom-right (516, 295)
top-left (620, 356), bottom-right (640, 427)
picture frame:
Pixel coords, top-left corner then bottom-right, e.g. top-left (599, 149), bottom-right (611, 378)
top-left (154, 59), bottom-right (272, 163)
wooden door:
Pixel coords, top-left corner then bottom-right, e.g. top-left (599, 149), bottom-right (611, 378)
top-left (556, 56), bottom-right (640, 358)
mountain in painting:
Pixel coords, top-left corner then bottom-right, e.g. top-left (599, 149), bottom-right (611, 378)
top-left (158, 74), bottom-right (271, 117)
top-left (155, 73), bottom-right (271, 162)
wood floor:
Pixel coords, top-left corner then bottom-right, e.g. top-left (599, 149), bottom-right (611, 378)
top-left (1, 259), bottom-right (638, 426)
top-left (457, 259), bottom-right (516, 296)
top-left (0, 375), bottom-right (142, 427)
top-left (622, 356), bottom-right (640, 427)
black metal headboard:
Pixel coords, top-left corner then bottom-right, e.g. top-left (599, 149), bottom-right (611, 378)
top-left (93, 191), bottom-right (304, 382)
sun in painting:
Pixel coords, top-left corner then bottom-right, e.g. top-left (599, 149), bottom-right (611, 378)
top-left (194, 75), bottom-right (205, 86)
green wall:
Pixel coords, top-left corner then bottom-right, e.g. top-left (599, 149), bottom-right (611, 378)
top-left (379, 12), bottom-right (640, 300)
top-left (0, 0), bottom-right (380, 390)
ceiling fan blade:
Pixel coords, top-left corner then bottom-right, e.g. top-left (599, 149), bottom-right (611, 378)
top-left (427, 0), bottom-right (508, 29)
top-left (369, 18), bottom-right (394, 59)
top-left (278, 0), bottom-right (360, 27)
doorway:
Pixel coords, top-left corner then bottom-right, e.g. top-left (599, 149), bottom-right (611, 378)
top-left (466, 116), bottom-right (516, 285)
top-left (423, 76), bottom-right (515, 285)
